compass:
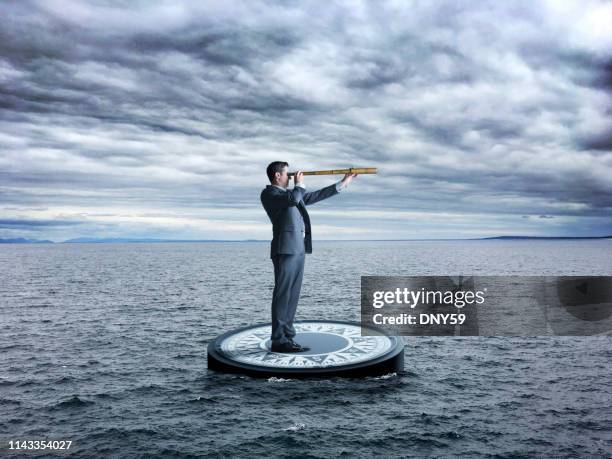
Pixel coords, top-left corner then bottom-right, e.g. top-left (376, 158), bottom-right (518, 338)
top-left (207, 321), bottom-right (404, 378)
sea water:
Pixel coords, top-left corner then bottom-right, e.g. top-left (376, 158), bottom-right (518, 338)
top-left (1, 240), bottom-right (611, 457)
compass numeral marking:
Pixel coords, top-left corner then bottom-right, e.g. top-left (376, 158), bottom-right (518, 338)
top-left (220, 323), bottom-right (393, 368)
top-left (303, 354), bottom-right (328, 364)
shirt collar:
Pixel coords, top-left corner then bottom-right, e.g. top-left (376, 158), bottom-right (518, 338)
top-left (272, 184), bottom-right (286, 191)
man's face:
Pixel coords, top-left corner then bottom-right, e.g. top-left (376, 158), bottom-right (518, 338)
top-left (276, 166), bottom-right (289, 188)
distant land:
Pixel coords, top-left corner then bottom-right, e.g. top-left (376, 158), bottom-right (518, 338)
top-left (1, 235), bottom-right (610, 244)
top-left (62, 237), bottom-right (258, 243)
top-left (0, 237), bottom-right (55, 244)
top-left (481, 236), bottom-right (612, 240)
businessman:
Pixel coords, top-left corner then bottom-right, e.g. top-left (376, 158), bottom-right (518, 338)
top-left (260, 161), bottom-right (357, 353)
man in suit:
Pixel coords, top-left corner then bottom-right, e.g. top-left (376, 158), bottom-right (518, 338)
top-left (260, 161), bottom-right (357, 353)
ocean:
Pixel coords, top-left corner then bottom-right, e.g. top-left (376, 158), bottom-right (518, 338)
top-left (1, 240), bottom-right (611, 457)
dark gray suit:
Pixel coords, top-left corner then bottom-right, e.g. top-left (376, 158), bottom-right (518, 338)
top-left (261, 183), bottom-right (339, 345)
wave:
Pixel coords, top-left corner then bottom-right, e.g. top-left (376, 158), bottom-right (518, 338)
top-left (283, 423), bottom-right (306, 432)
top-left (51, 395), bottom-right (94, 410)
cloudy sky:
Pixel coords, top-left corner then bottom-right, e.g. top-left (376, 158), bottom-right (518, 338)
top-left (1, 0), bottom-right (611, 241)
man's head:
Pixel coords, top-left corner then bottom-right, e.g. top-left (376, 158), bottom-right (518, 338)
top-left (266, 161), bottom-right (289, 188)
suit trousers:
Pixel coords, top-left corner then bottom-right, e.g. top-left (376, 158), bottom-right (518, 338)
top-left (271, 252), bottom-right (305, 345)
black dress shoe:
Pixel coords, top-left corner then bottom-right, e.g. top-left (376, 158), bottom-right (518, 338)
top-left (271, 341), bottom-right (310, 353)
top-left (289, 340), bottom-right (310, 352)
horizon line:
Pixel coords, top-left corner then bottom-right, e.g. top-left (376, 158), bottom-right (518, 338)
top-left (1, 235), bottom-right (612, 244)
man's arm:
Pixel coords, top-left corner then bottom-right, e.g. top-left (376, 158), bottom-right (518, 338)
top-left (302, 172), bottom-right (357, 205)
top-left (302, 182), bottom-right (341, 206)
top-left (261, 186), bottom-right (305, 210)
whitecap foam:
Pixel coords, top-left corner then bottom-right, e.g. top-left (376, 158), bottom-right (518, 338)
top-left (284, 423), bottom-right (306, 432)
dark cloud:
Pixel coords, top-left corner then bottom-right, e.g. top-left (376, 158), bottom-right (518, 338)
top-left (582, 131), bottom-right (612, 151)
top-left (592, 58), bottom-right (612, 90)
top-left (128, 28), bottom-right (302, 67)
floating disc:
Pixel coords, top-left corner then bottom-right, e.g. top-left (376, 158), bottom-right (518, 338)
top-left (207, 321), bottom-right (404, 378)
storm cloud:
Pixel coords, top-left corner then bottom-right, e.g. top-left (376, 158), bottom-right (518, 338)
top-left (1, 0), bottom-right (611, 241)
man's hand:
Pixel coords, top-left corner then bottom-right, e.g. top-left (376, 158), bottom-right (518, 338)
top-left (294, 170), bottom-right (304, 186)
top-left (341, 172), bottom-right (358, 187)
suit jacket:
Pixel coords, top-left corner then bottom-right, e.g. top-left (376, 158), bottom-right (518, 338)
top-left (260, 183), bottom-right (339, 258)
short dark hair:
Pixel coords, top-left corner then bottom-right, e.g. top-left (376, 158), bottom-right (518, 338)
top-left (266, 161), bottom-right (288, 183)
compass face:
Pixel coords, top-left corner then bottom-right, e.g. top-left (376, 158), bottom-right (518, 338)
top-left (216, 322), bottom-right (395, 369)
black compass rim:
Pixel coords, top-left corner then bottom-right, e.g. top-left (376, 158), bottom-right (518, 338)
top-left (207, 320), bottom-right (405, 378)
